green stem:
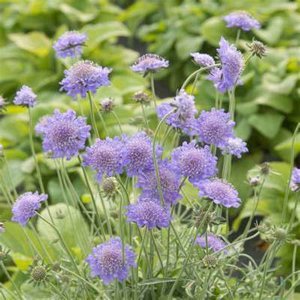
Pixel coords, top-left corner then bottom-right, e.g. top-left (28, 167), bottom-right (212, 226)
top-left (141, 103), bottom-right (150, 130)
top-left (150, 73), bottom-right (157, 109)
top-left (111, 111), bottom-right (123, 134)
top-left (292, 244), bottom-right (298, 299)
top-left (87, 91), bottom-right (100, 138)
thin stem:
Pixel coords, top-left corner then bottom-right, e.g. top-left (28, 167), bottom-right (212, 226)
top-left (111, 111), bottom-right (123, 134)
top-left (141, 103), bottom-right (150, 130)
top-left (87, 91), bottom-right (100, 138)
top-left (150, 73), bottom-right (157, 109)
top-left (150, 231), bottom-right (164, 273)
top-left (292, 244), bottom-right (298, 300)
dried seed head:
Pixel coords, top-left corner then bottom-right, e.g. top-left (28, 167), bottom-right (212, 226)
top-left (202, 255), bottom-right (218, 269)
top-left (248, 40), bottom-right (266, 59)
top-left (133, 91), bottom-right (151, 104)
top-left (31, 266), bottom-right (47, 283)
top-left (274, 228), bottom-right (287, 242)
top-left (260, 162), bottom-right (270, 176)
top-left (102, 177), bottom-right (118, 198)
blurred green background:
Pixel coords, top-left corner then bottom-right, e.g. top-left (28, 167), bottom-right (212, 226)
top-left (1, 0), bottom-right (300, 275)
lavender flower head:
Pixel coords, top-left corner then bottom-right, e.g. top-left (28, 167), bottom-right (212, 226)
top-left (35, 109), bottom-right (90, 160)
top-left (157, 90), bottom-right (197, 136)
top-left (290, 167), bottom-right (300, 192)
top-left (53, 31), bottom-right (87, 58)
top-left (208, 37), bottom-right (244, 93)
top-left (86, 237), bottom-right (136, 285)
top-left (126, 198), bottom-right (171, 229)
top-left (83, 137), bottom-right (124, 182)
top-left (137, 159), bottom-right (182, 205)
top-left (195, 178), bottom-right (240, 208)
top-left (224, 11), bottom-right (260, 31)
top-left (221, 137), bottom-right (248, 158)
top-left (12, 192), bottom-right (47, 226)
top-left (191, 53), bottom-right (215, 67)
top-left (195, 233), bottom-right (227, 253)
top-left (13, 85), bottom-right (37, 107)
top-left (131, 54), bottom-right (169, 73)
top-left (171, 141), bottom-right (217, 184)
top-left (196, 108), bottom-right (235, 148)
top-left (122, 132), bottom-right (157, 176)
top-left (60, 60), bottom-right (111, 98)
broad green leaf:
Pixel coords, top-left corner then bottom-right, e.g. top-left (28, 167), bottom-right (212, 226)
top-left (262, 74), bottom-right (297, 95)
top-left (248, 113), bottom-right (284, 138)
top-left (254, 93), bottom-right (293, 113)
top-left (175, 36), bottom-right (203, 60)
top-left (275, 133), bottom-right (300, 161)
top-left (9, 32), bottom-right (51, 57)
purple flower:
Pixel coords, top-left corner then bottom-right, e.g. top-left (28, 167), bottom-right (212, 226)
top-left (195, 178), bottom-right (240, 208)
top-left (195, 233), bottom-right (227, 253)
top-left (60, 60), bottom-right (111, 99)
top-left (171, 141), bottom-right (217, 184)
top-left (83, 137), bottom-right (124, 182)
top-left (224, 11), bottom-right (260, 31)
top-left (13, 85), bottom-right (37, 107)
top-left (191, 53), bottom-right (215, 67)
top-left (35, 109), bottom-right (90, 160)
top-left (126, 199), bottom-right (171, 229)
top-left (137, 159), bottom-right (182, 205)
top-left (290, 167), bottom-right (300, 192)
top-left (86, 237), bottom-right (136, 285)
top-left (53, 31), bottom-right (87, 58)
top-left (221, 137), bottom-right (248, 158)
top-left (157, 90), bottom-right (197, 136)
top-left (122, 132), bottom-right (157, 177)
top-left (131, 54), bottom-right (169, 73)
top-left (208, 37), bottom-right (244, 93)
top-left (195, 108), bottom-right (235, 148)
top-left (12, 192), bottom-right (47, 226)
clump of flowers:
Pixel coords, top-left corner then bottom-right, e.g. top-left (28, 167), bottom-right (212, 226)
top-left (60, 60), bottom-right (111, 98)
top-left (53, 31), bottom-right (87, 58)
top-left (131, 54), bottom-right (169, 74)
top-left (221, 137), bottom-right (248, 158)
top-left (35, 109), bottom-right (91, 160)
top-left (195, 233), bottom-right (227, 253)
top-left (13, 85), bottom-right (37, 107)
top-left (86, 237), bottom-right (136, 285)
top-left (191, 53), bottom-right (215, 67)
top-left (224, 11), bottom-right (260, 31)
top-left (12, 192), bottom-right (48, 226)
top-left (126, 198), bottom-right (171, 229)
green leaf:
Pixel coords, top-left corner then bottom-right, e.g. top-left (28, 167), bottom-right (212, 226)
top-left (9, 32), bottom-right (51, 57)
top-left (262, 74), bottom-right (297, 95)
top-left (275, 133), bottom-right (300, 160)
top-left (254, 93), bottom-right (293, 113)
top-left (248, 113), bottom-right (284, 138)
top-left (175, 36), bottom-right (203, 60)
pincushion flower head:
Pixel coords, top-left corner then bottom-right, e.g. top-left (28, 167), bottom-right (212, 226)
top-left (83, 137), bottom-right (124, 182)
top-left (221, 137), bottom-right (248, 158)
top-left (86, 237), bottom-right (136, 285)
top-left (196, 108), bottom-right (235, 148)
top-left (171, 141), bottom-right (217, 184)
top-left (122, 132), bottom-right (158, 176)
top-left (157, 90), bottom-right (197, 136)
top-left (208, 37), bottom-right (244, 93)
top-left (126, 198), bottom-right (171, 229)
top-left (12, 192), bottom-right (48, 226)
top-left (60, 60), bottom-right (111, 98)
top-left (195, 178), bottom-right (240, 208)
top-left (224, 11), bottom-right (260, 31)
top-left (13, 85), bottom-right (37, 107)
top-left (191, 53), bottom-right (215, 68)
top-left (290, 167), bottom-right (300, 192)
top-left (195, 233), bottom-right (227, 253)
top-left (137, 159), bottom-right (182, 205)
top-left (131, 54), bottom-right (169, 74)
top-left (35, 109), bottom-right (90, 160)
top-left (53, 31), bottom-right (87, 58)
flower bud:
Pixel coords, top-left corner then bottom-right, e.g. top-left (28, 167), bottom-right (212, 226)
top-left (100, 98), bottom-right (114, 113)
top-left (248, 40), bottom-right (266, 59)
top-left (132, 91), bottom-right (151, 105)
top-left (202, 255), bottom-right (218, 269)
top-left (102, 177), bottom-right (118, 198)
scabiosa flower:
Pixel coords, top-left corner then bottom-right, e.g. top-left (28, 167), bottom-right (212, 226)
top-left (191, 53), bottom-right (215, 67)
top-left (157, 90), bottom-right (197, 136)
top-left (35, 109), bottom-right (90, 160)
top-left (131, 54), bottom-right (169, 74)
top-left (126, 199), bottom-right (171, 229)
top-left (290, 168), bottom-right (300, 192)
top-left (86, 237), bottom-right (136, 285)
top-left (208, 37), bottom-right (244, 93)
top-left (122, 132), bottom-right (157, 176)
top-left (12, 192), bottom-right (48, 226)
top-left (221, 137), bottom-right (248, 158)
top-left (13, 85), bottom-right (37, 107)
top-left (224, 11), bottom-right (260, 31)
top-left (137, 159), bottom-right (182, 205)
top-left (195, 233), bottom-right (227, 253)
top-left (60, 60), bottom-right (111, 98)
top-left (195, 108), bottom-right (235, 148)
top-left (195, 178), bottom-right (240, 208)
top-left (83, 137), bottom-right (124, 182)
top-left (53, 31), bottom-right (87, 58)
top-left (171, 141), bottom-right (217, 183)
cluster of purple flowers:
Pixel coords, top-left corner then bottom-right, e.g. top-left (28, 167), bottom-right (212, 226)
top-left (290, 167), bottom-right (300, 192)
top-left (131, 54), bottom-right (169, 74)
top-left (195, 233), bottom-right (227, 253)
top-left (224, 11), bottom-right (260, 32)
top-left (13, 85), bottom-right (37, 107)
